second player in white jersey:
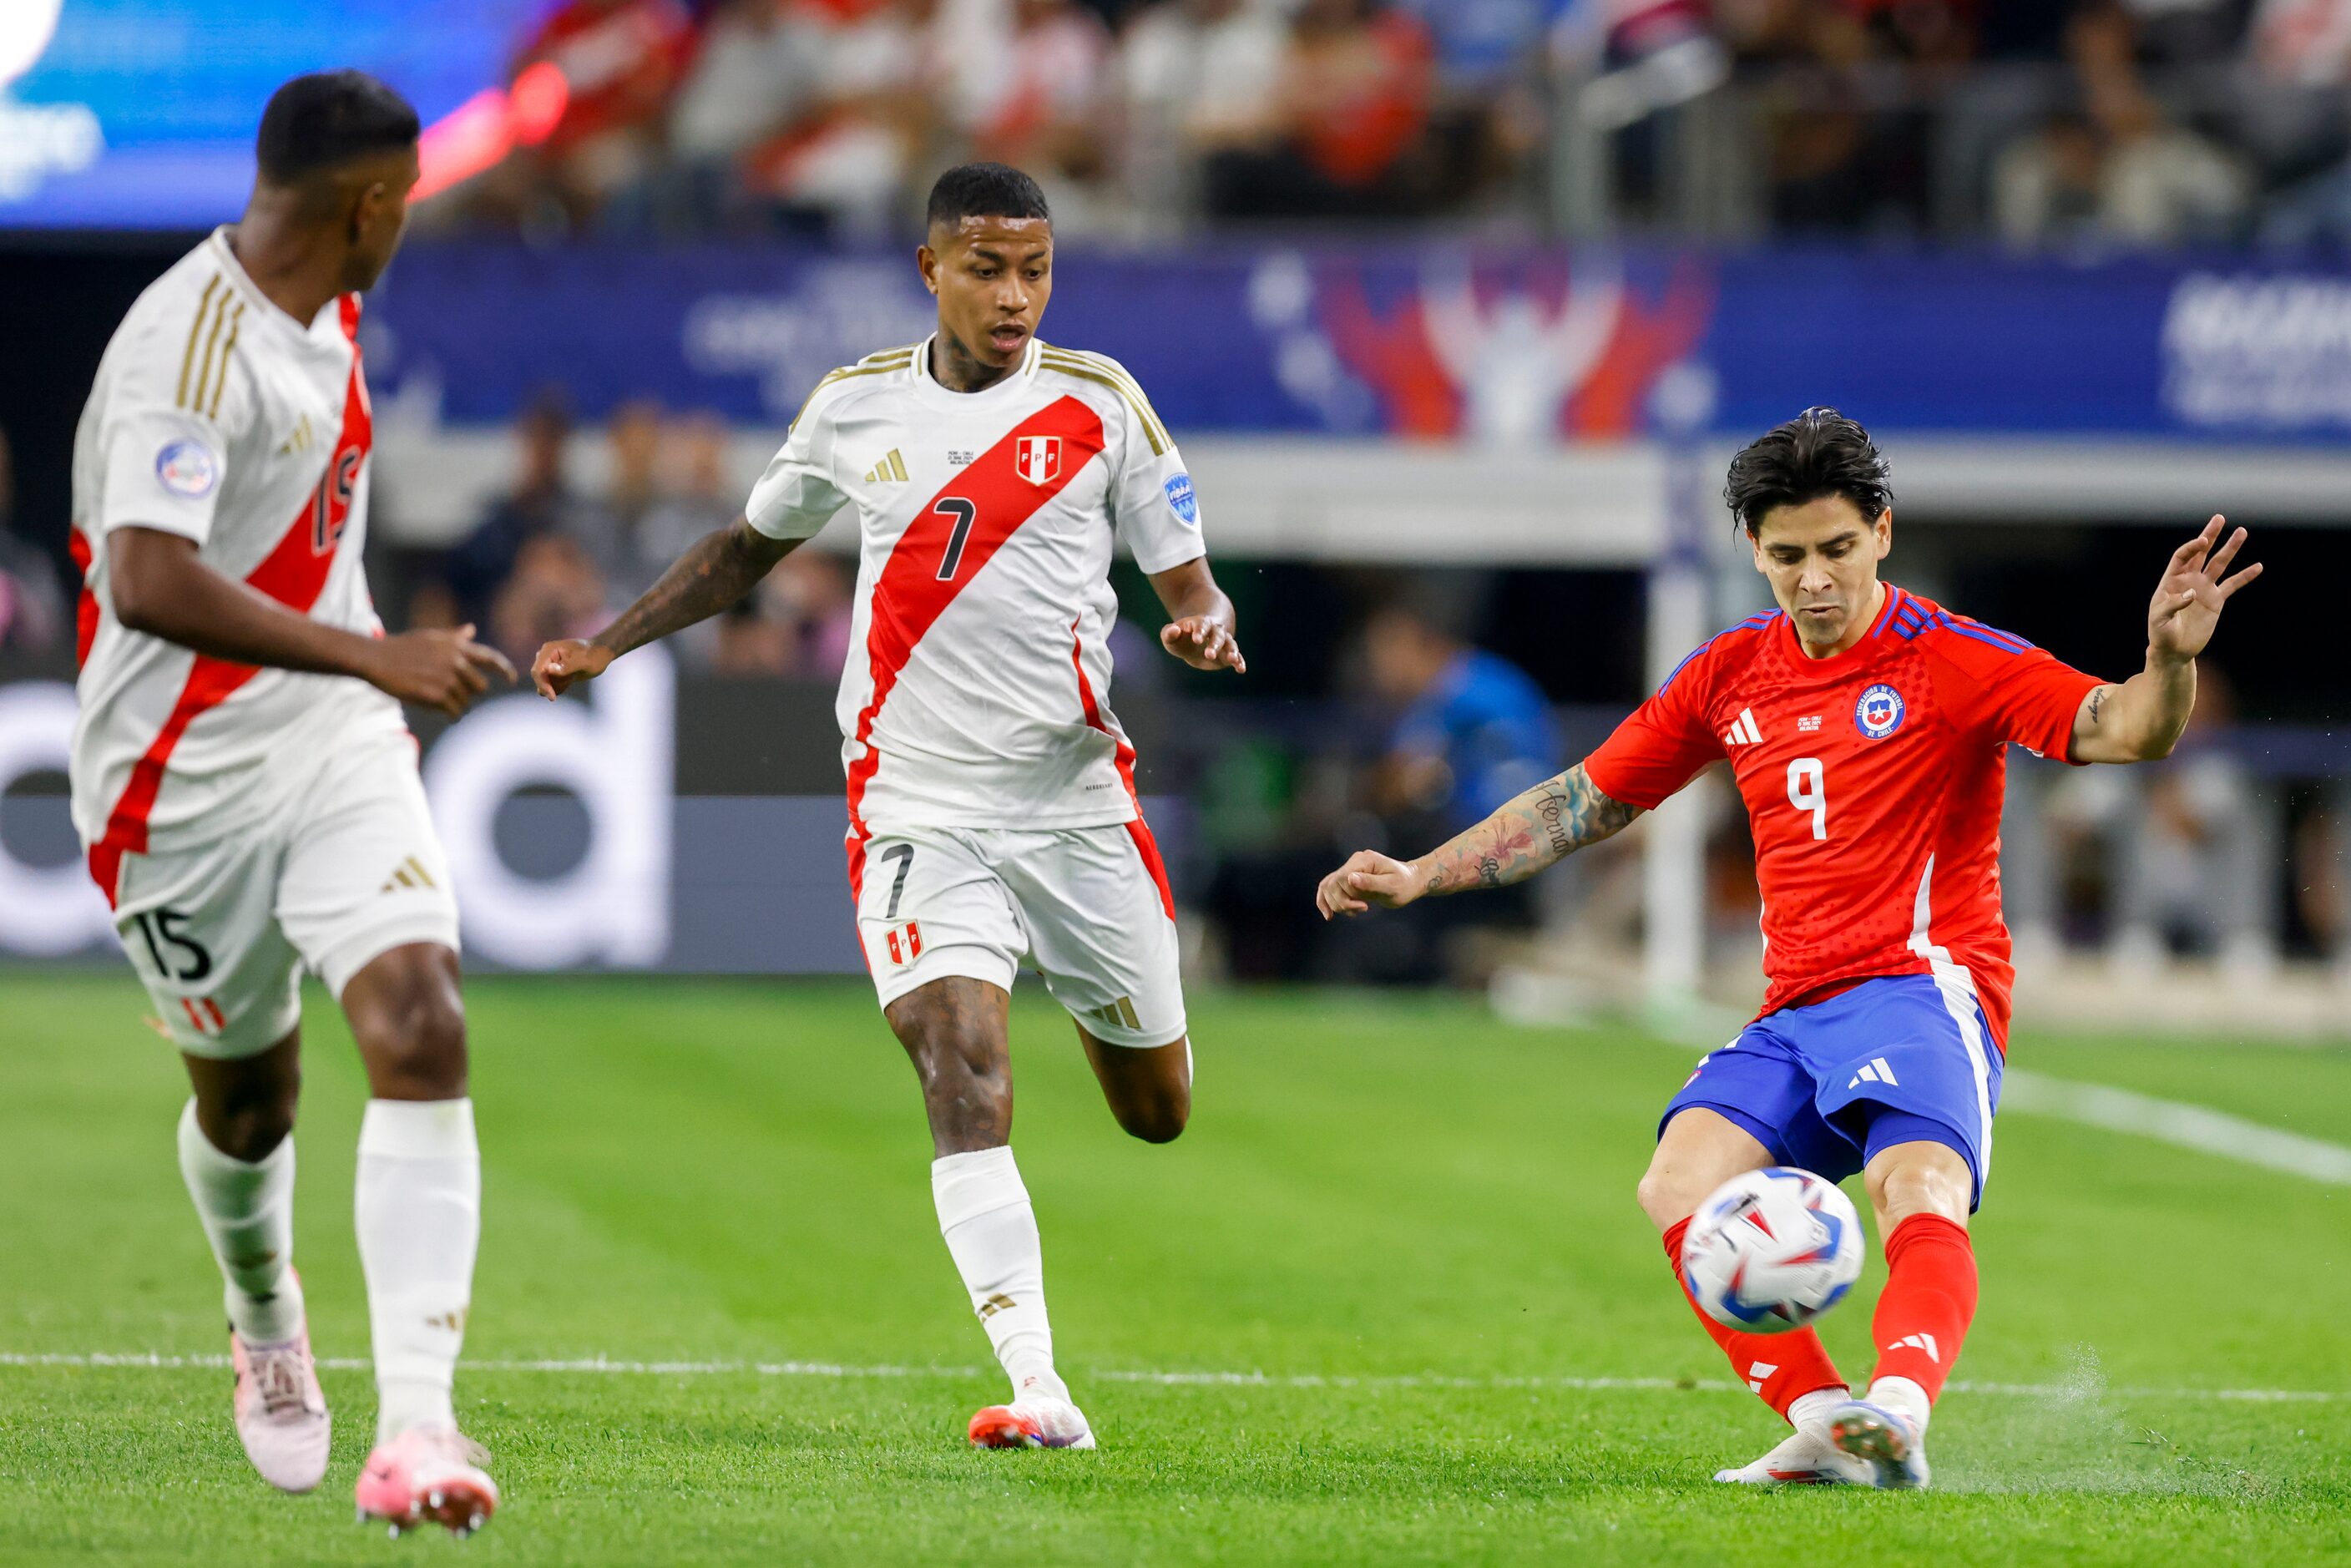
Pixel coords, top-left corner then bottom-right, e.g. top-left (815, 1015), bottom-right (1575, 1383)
top-left (533, 162), bottom-right (1246, 1455)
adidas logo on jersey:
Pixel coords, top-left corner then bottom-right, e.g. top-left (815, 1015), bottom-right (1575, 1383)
top-left (276, 414), bottom-right (315, 456)
top-left (1847, 1056), bottom-right (1900, 1089)
top-left (864, 449), bottom-right (908, 484)
top-left (1722, 708), bottom-right (1763, 747)
top-left (379, 855), bottom-right (438, 894)
top-left (1888, 1332), bottom-right (1941, 1363)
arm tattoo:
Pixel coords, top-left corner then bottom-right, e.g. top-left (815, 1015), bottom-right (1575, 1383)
top-left (594, 518), bottom-right (789, 658)
top-left (2087, 684), bottom-right (2111, 726)
top-left (1413, 763), bottom-right (1643, 898)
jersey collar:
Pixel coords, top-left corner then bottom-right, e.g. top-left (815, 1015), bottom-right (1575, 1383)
top-left (205, 226), bottom-right (346, 352)
top-left (907, 332), bottom-right (1042, 412)
top-left (1780, 579), bottom-right (1899, 670)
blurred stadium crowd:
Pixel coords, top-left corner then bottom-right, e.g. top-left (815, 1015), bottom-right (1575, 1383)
top-left (430, 0), bottom-right (2351, 248)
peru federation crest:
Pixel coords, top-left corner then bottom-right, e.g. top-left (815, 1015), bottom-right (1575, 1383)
top-left (1853, 683), bottom-right (1906, 740)
top-left (1014, 435), bottom-right (1063, 487)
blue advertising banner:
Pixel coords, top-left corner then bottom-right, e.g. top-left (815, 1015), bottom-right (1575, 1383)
top-left (363, 244), bottom-right (2351, 445)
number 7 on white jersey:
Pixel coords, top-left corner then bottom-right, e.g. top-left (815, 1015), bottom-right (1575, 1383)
top-left (1787, 757), bottom-right (1827, 841)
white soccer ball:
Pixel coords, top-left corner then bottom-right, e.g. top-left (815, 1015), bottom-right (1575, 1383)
top-left (1680, 1166), bottom-right (1864, 1333)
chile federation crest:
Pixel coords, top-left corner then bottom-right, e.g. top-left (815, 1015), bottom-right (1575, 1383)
top-left (1853, 683), bottom-right (1906, 740)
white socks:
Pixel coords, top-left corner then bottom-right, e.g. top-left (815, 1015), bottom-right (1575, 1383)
top-left (933, 1146), bottom-right (1067, 1404)
top-left (1787, 1385), bottom-right (1850, 1434)
top-left (176, 1101), bottom-right (306, 1344)
top-left (355, 1098), bottom-right (481, 1441)
top-left (1866, 1375), bottom-right (1933, 1431)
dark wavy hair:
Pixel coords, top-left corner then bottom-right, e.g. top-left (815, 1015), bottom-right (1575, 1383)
top-left (926, 163), bottom-right (1051, 229)
top-left (1722, 407), bottom-right (1893, 534)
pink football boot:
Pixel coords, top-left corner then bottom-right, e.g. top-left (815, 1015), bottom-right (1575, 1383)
top-left (230, 1323), bottom-right (331, 1493)
top-left (355, 1424), bottom-right (499, 1538)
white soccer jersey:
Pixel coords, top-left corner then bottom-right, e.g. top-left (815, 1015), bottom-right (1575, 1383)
top-left (745, 336), bottom-right (1208, 867)
top-left (68, 228), bottom-right (402, 890)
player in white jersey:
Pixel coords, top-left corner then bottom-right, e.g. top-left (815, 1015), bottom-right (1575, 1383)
top-left (67, 73), bottom-right (509, 1534)
top-left (533, 164), bottom-right (1244, 1449)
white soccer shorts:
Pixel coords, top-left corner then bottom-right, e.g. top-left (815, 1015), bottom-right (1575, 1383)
top-left (102, 731), bottom-right (460, 1059)
top-left (852, 822), bottom-right (1186, 1049)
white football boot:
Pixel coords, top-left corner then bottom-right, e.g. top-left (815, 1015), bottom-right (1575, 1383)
top-left (1830, 1399), bottom-right (1933, 1490)
top-left (1714, 1424), bottom-right (1873, 1486)
top-left (229, 1321), bottom-right (331, 1493)
top-left (967, 1392), bottom-right (1096, 1449)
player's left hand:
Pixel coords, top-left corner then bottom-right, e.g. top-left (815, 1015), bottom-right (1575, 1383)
top-left (2148, 514), bottom-right (2260, 663)
top-left (1160, 616), bottom-right (1246, 673)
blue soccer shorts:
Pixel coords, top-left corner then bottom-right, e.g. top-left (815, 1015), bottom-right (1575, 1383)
top-left (1658, 974), bottom-right (2005, 1210)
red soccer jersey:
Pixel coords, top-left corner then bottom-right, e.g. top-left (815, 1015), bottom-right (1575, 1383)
top-left (1583, 585), bottom-right (2104, 1050)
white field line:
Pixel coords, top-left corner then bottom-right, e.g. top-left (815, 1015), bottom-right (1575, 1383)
top-left (2000, 1069), bottom-right (2351, 1186)
top-left (0, 1352), bottom-right (2339, 1404)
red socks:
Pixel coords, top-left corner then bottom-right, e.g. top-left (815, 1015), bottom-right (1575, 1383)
top-left (1661, 1217), bottom-right (1845, 1421)
top-left (1868, 1213), bottom-right (1977, 1401)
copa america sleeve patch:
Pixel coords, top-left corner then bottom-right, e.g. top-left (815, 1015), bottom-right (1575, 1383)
top-left (1164, 473), bottom-right (1198, 525)
top-left (154, 439), bottom-right (221, 499)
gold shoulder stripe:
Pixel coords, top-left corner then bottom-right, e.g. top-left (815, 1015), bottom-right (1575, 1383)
top-left (205, 302), bottom-right (245, 420)
top-left (186, 291), bottom-right (235, 416)
top-left (175, 275), bottom-right (221, 409)
top-left (1039, 352), bottom-right (1167, 455)
top-left (787, 359), bottom-right (908, 431)
top-left (1039, 346), bottom-right (1168, 448)
top-left (860, 345), bottom-right (917, 367)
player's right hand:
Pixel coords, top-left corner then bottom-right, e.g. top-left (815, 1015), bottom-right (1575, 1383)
top-left (1316, 851), bottom-right (1425, 919)
top-left (363, 625), bottom-right (516, 717)
top-left (532, 638), bottom-right (614, 700)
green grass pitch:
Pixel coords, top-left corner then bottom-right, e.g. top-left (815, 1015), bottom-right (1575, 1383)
top-left (3, 974), bottom-right (2349, 1565)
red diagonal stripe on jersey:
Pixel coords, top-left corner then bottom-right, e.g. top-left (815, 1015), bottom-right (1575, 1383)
top-left (88, 296), bottom-right (370, 907)
top-left (842, 394), bottom-right (1106, 896)
top-left (1069, 620), bottom-right (1174, 921)
top-left (69, 529), bottom-right (98, 670)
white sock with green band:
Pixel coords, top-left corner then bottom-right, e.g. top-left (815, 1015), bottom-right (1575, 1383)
top-left (176, 1100), bottom-right (305, 1343)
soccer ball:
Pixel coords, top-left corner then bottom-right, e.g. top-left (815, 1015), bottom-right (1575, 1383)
top-left (1680, 1166), bottom-right (1863, 1333)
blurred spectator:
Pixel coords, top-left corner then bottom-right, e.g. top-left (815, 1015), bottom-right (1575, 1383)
top-left (489, 534), bottom-right (609, 669)
top-left (741, 0), bottom-right (953, 240)
top-left (1992, 2), bottom-right (2250, 250)
top-left (1201, 0), bottom-right (1438, 220)
top-left (0, 427), bottom-right (64, 655)
top-left (629, 412), bottom-right (743, 602)
top-left (714, 549), bottom-right (855, 678)
top-left (2249, 0), bottom-right (2351, 245)
top-left (1362, 597), bottom-right (1561, 837)
top-left (659, 0), bottom-right (819, 231)
top-left (442, 395), bottom-right (617, 627)
top-left (2106, 674), bottom-right (2280, 980)
top-left (487, 0), bottom-right (697, 232)
top-left (1120, 0), bottom-right (1290, 215)
top-left (966, 0), bottom-right (1115, 196)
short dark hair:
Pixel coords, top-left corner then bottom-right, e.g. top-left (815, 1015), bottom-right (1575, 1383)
top-left (926, 162), bottom-right (1050, 230)
top-left (1723, 407), bottom-right (1893, 534)
top-left (255, 70), bottom-right (419, 185)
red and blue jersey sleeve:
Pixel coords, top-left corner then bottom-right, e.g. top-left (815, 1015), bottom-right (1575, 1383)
top-left (1583, 630), bottom-right (1733, 811)
top-left (1919, 610), bottom-right (2106, 761)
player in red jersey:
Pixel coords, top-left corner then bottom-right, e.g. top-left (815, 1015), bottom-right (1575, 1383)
top-left (1317, 408), bottom-right (2259, 1489)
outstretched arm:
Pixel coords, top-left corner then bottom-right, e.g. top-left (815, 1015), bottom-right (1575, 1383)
top-left (1316, 762), bottom-right (1643, 918)
top-left (533, 516), bottom-right (797, 696)
top-left (2070, 515), bottom-right (2260, 764)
